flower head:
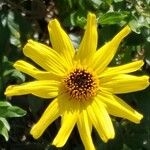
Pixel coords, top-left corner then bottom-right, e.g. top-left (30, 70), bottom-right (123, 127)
top-left (5, 13), bottom-right (149, 150)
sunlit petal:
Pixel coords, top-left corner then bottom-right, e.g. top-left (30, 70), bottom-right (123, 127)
top-left (97, 93), bottom-right (143, 123)
top-left (52, 110), bottom-right (78, 147)
top-left (87, 99), bottom-right (115, 142)
top-left (48, 19), bottom-right (74, 67)
top-left (77, 110), bottom-right (95, 150)
top-left (30, 98), bottom-right (61, 139)
top-left (23, 40), bottom-right (68, 75)
top-left (100, 60), bottom-right (144, 77)
top-left (100, 74), bottom-right (149, 94)
top-left (77, 13), bottom-right (97, 64)
top-left (14, 60), bottom-right (62, 80)
top-left (91, 26), bottom-right (131, 73)
top-left (5, 80), bottom-right (60, 98)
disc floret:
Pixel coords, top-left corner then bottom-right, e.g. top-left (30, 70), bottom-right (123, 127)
top-left (64, 68), bottom-right (98, 100)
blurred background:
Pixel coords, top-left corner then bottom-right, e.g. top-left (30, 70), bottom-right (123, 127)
top-left (0, 0), bottom-right (150, 149)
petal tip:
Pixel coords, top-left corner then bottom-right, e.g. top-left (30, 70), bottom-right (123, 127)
top-left (4, 86), bottom-right (12, 96)
top-left (48, 19), bottom-right (60, 29)
top-left (144, 76), bottom-right (150, 87)
top-left (4, 91), bottom-right (7, 96)
top-left (87, 12), bottom-right (96, 18)
top-left (23, 40), bottom-right (33, 51)
top-left (27, 39), bottom-right (34, 44)
top-left (122, 25), bottom-right (132, 35)
top-left (87, 12), bottom-right (97, 23)
top-left (135, 113), bottom-right (143, 124)
top-left (139, 60), bottom-right (144, 66)
top-left (13, 61), bottom-right (19, 68)
top-left (52, 140), bottom-right (62, 148)
top-left (30, 127), bottom-right (40, 139)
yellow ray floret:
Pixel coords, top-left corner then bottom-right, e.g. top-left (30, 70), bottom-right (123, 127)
top-left (5, 12), bottom-right (149, 150)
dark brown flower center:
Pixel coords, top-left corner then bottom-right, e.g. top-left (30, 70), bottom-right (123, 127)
top-left (64, 69), bottom-right (97, 100)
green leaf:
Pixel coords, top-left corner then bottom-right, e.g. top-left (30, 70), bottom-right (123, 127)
top-left (0, 101), bottom-right (11, 107)
top-left (63, 10), bottom-right (86, 27)
top-left (7, 11), bottom-right (21, 47)
top-left (129, 17), bottom-right (150, 34)
top-left (91, 0), bottom-right (102, 6)
top-left (5, 106), bottom-right (27, 117)
top-left (0, 117), bottom-right (10, 131)
top-left (11, 69), bottom-right (26, 82)
top-left (114, 0), bottom-right (123, 2)
top-left (0, 117), bottom-right (10, 141)
top-left (0, 102), bottom-right (27, 118)
top-left (98, 12), bottom-right (129, 25)
top-left (129, 19), bottom-right (142, 34)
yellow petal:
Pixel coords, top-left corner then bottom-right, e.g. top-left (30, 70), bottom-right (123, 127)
top-left (30, 98), bottom-right (60, 139)
top-left (100, 74), bottom-right (149, 94)
top-left (5, 80), bottom-right (60, 98)
top-left (77, 13), bottom-right (97, 64)
top-left (14, 60), bottom-right (62, 80)
top-left (98, 93), bottom-right (143, 123)
top-left (23, 40), bottom-right (68, 75)
top-left (91, 26), bottom-right (131, 73)
top-left (48, 19), bottom-right (74, 67)
top-left (77, 110), bottom-right (95, 150)
top-left (99, 60), bottom-right (144, 77)
top-left (87, 99), bottom-right (115, 142)
top-left (52, 111), bottom-right (78, 147)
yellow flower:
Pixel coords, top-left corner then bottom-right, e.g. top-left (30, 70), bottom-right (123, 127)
top-left (5, 13), bottom-right (149, 150)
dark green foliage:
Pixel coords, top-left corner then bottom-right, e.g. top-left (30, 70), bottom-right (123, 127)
top-left (0, 0), bottom-right (150, 149)
top-left (0, 101), bottom-right (26, 141)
